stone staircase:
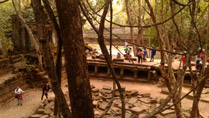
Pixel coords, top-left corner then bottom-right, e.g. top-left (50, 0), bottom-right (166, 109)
top-left (0, 54), bottom-right (49, 106)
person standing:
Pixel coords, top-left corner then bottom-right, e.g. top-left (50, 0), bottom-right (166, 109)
top-left (150, 46), bottom-right (156, 62)
top-left (182, 51), bottom-right (186, 67)
top-left (143, 48), bottom-right (148, 61)
top-left (195, 54), bottom-right (201, 70)
top-left (125, 45), bottom-right (129, 54)
top-left (200, 49), bottom-right (205, 60)
top-left (41, 83), bottom-right (50, 100)
top-left (125, 42), bottom-right (128, 48)
top-left (137, 49), bottom-right (143, 63)
top-left (15, 86), bottom-right (24, 106)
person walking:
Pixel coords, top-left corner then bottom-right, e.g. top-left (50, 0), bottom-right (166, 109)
top-left (41, 83), bottom-right (50, 100)
top-left (150, 46), bottom-right (156, 62)
top-left (15, 86), bottom-right (24, 106)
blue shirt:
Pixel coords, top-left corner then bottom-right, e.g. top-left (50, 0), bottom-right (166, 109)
top-left (143, 50), bottom-right (147, 57)
top-left (150, 49), bottom-right (156, 56)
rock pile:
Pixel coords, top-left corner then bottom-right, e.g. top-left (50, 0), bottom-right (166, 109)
top-left (29, 85), bottom-right (190, 118)
top-left (29, 98), bottom-right (56, 118)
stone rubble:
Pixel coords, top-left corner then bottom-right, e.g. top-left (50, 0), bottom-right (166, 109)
top-left (29, 85), bottom-right (188, 118)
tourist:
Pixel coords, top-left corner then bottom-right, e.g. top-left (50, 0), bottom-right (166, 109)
top-left (124, 45), bottom-right (129, 54)
top-left (137, 49), bottom-right (143, 63)
top-left (15, 86), bottom-right (24, 106)
top-left (41, 83), bottom-right (50, 100)
top-left (149, 46), bottom-right (156, 62)
top-left (143, 48), bottom-right (148, 61)
top-left (182, 51), bottom-right (186, 67)
top-left (200, 49), bottom-right (205, 60)
top-left (195, 54), bottom-right (201, 70)
top-left (125, 42), bottom-right (128, 48)
top-left (128, 48), bottom-right (132, 56)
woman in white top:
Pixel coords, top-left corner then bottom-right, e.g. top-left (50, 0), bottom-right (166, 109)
top-left (15, 86), bottom-right (24, 106)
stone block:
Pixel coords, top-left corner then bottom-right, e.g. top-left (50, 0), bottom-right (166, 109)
top-left (130, 90), bottom-right (139, 96)
top-left (30, 114), bottom-right (43, 118)
top-left (36, 108), bottom-right (45, 114)
top-left (47, 97), bottom-right (55, 103)
top-left (44, 109), bottom-right (52, 115)
top-left (40, 115), bottom-right (48, 118)
top-left (98, 102), bottom-right (108, 110)
top-left (161, 109), bottom-right (175, 115)
top-left (130, 107), bottom-right (145, 114)
top-left (102, 85), bottom-right (111, 90)
top-left (141, 93), bottom-right (151, 98)
top-left (150, 98), bottom-right (158, 104)
top-left (125, 111), bottom-right (132, 118)
top-left (139, 98), bottom-right (151, 104)
top-left (128, 98), bottom-right (138, 105)
top-left (93, 101), bottom-right (99, 107)
top-left (45, 102), bottom-right (54, 110)
top-left (100, 89), bottom-right (112, 95)
top-left (94, 110), bottom-right (100, 115)
top-left (92, 88), bottom-right (99, 93)
top-left (183, 112), bottom-right (190, 118)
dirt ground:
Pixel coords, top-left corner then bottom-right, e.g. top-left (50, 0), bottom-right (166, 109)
top-left (0, 78), bottom-right (208, 118)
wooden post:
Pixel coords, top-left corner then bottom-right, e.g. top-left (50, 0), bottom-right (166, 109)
top-left (120, 67), bottom-right (124, 79)
top-left (134, 70), bottom-right (138, 79)
top-left (94, 64), bottom-right (98, 74)
top-left (107, 67), bottom-right (111, 75)
top-left (152, 70), bottom-right (158, 80)
top-left (148, 70), bottom-right (152, 80)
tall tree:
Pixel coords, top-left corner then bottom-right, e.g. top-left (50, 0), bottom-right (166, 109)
top-left (137, 0), bottom-right (144, 46)
top-left (31, 0), bottom-right (71, 118)
top-left (55, 0), bottom-right (94, 118)
top-left (125, 0), bottom-right (136, 56)
top-left (42, 0), bottom-right (63, 116)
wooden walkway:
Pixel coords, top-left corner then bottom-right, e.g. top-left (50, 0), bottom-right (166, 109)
top-left (87, 56), bottom-right (200, 82)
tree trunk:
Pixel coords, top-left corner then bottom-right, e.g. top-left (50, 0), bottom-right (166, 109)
top-left (31, 1), bottom-right (71, 118)
top-left (137, 0), bottom-right (144, 46)
top-left (42, 0), bottom-right (63, 116)
top-left (125, 0), bottom-right (136, 56)
top-left (190, 5), bottom-right (209, 118)
top-left (55, 0), bottom-right (94, 118)
top-left (11, 15), bottom-right (21, 51)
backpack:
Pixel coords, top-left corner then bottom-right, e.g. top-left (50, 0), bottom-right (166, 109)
top-left (137, 51), bottom-right (142, 56)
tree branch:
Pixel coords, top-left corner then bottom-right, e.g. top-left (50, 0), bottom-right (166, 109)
top-left (0, 0), bottom-right (9, 4)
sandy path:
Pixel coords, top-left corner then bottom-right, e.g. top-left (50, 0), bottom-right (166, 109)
top-left (0, 88), bottom-right (53, 118)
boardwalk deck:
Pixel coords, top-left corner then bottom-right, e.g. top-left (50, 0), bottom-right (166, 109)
top-left (87, 55), bottom-right (205, 82)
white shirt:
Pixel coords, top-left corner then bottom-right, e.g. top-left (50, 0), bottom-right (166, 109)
top-left (15, 88), bottom-right (24, 94)
top-left (125, 42), bottom-right (128, 47)
top-left (196, 56), bottom-right (201, 62)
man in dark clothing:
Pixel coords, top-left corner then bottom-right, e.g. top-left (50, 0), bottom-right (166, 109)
top-left (150, 46), bottom-right (156, 62)
top-left (41, 83), bottom-right (50, 100)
